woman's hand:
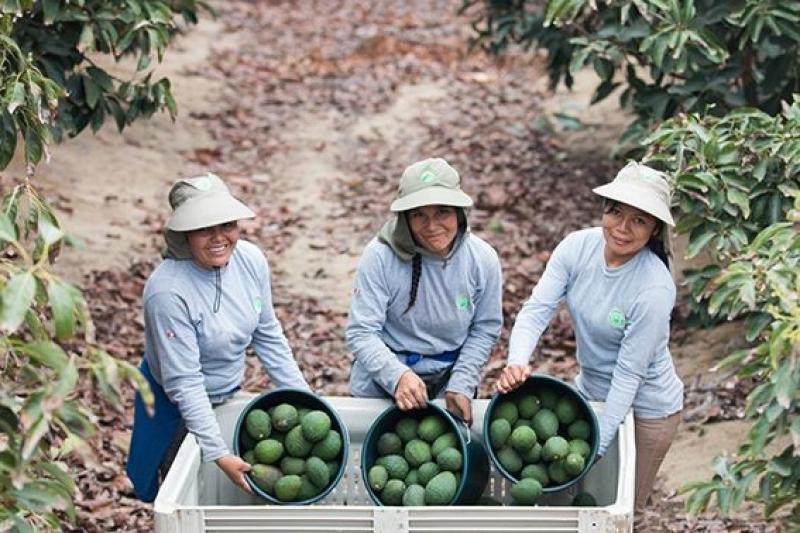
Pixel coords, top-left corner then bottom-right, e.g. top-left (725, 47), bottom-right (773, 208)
top-left (496, 364), bottom-right (532, 394)
top-left (216, 454), bottom-right (253, 494)
top-left (394, 370), bottom-right (428, 410)
top-left (445, 391), bottom-right (473, 427)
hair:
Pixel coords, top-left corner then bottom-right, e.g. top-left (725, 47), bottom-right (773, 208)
top-left (403, 253), bottom-right (423, 314)
top-left (602, 200), bottom-right (670, 270)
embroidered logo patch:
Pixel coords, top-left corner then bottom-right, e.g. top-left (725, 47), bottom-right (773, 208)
top-left (419, 170), bottom-right (437, 183)
top-left (194, 177), bottom-right (212, 190)
top-left (456, 294), bottom-right (471, 310)
top-left (253, 296), bottom-right (263, 313)
top-left (608, 308), bottom-right (626, 329)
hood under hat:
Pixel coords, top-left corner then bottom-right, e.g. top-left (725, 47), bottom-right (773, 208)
top-left (378, 158), bottom-right (473, 261)
top-left (163, 173), bottom-right (255, 260)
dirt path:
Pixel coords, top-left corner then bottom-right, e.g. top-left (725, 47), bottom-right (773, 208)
top-left (268, 82), bottom-right (448, 312)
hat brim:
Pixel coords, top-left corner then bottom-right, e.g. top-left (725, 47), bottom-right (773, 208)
top-left (166, 195), bottom-right (256, 231)
top-left (593, 182), bottom-right (674, 226)
top-left (390, 187), bottom-right (473, 212)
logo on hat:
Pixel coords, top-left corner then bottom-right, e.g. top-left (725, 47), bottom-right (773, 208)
top-left (608, 308), bottom-right (626, 329)
top-left (194, 177), bottom-right (212, 191)
top-left (419, 170), bottom-right (437, 183)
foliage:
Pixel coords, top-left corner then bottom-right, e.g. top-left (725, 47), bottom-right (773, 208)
top-left (460, 0), bottom-right (800, 148)
top-left (1, 0), bottom-right (212, 170)
top-left (678, 204), bottom-right (799, 524)
top-left (0, 1), bottom-right (209, 530)
top-left (641, 100), bottom-right (800, 522)
top-left (0, 182), bottom-right (153, 531)
top-left (644, 97), bottom-right (800, 327)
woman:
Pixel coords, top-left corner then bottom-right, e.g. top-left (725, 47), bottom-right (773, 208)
top-left (127, 173), bottom-right (310, 502)
top-left (347, 158), bottom-right (503, 426)
top-left (497, 161), bottom-right (683, 514)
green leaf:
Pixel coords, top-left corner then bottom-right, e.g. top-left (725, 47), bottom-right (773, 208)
top-left (82, 76), bottom-right (100, 109)
top-left (0, 211), bottom-right (17, 241)
top-left (87, 66), bottom-right (114, 92)
top-left (774, 363), bottom-right (795, 409)
top-left (726, 188), bottom-right (751, 218)
top-left (37, 215), bottom-right (63, 246)
top-left (745, 313), bottom-right (772, 341)
top-left (0, 271), bottom-right (36, 332)
top-left (7, 81), bottom-right (26, 114)
top-left (20, 341), bottom-right (68, 371)
top-left (42, 0), bottom-right (61, 24)
top-left (686, 231), bottom-right (715, 258)
top-left (24, 128), bottom-right (44, 165)
top-left (46, 280), bottom-right (76, 341)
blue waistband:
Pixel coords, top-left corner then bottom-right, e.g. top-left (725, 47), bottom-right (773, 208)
top-left (392, 347), bottom-right (460, 367)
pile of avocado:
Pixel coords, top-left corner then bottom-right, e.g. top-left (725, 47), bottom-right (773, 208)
top-left (488, 387), bottom-right (593, 505)
top-left (367, 414), bottom-right (464, 506)
top-left (240, 403), bottom-right (343, 502)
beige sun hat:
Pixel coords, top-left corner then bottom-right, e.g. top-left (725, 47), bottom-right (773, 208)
top-left (389, 158), bottom-right (473, 212)
top-left (163, 173), bottom-right (255, 260)
top-left (592, 161), bottom-right (675, 226)
top-left (166, 173), bottom-right (255, 231)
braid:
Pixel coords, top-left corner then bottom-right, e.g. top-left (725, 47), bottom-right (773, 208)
top-left (403, 254), bottom-right (422, 314)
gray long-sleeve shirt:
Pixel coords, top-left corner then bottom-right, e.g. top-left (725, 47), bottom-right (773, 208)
top-left (143, 240), bottom-right (308, 462)
top-left (508, 227), bottom-right (683, 455)
top-left (347, 235), bottom-right (503, 398)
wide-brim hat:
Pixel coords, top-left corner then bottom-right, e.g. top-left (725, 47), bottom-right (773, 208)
top-left (166, 173), bottom-right (255, 232)
top-left (592, 162), bottom-right (675, 226)
top-left (390, 158), bottom-right (473, 212)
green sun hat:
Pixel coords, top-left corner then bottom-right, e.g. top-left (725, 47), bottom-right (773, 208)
top-left (389, 158), bottom-right (474, 213)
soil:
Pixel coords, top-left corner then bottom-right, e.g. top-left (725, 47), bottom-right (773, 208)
top-left (1, 1), bottom-right (780, 531)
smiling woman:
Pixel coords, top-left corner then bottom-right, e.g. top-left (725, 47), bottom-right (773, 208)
top-left (126, 173), bottom-right (311, 503)
top-left (498, 161), bottom-right (683, 519)
top-left (346, 158), bottom-right (503, 428)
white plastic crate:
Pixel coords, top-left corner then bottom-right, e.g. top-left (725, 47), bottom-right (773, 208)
top-left (154, 396), bottom-right (634, 532)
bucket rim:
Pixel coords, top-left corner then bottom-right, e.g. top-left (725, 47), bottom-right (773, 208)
top-left (360, 401), bottom-right (471, 506)
top-left (233, 387), bottom-right (350, 505)
top-left (482, 373), bottom-right (600, 493)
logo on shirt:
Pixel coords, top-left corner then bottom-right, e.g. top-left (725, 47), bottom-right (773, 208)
top-left (608, 308), bottom-right (626, 329)
top-left (253, 296), bottom-right (263, 313)
top-left (456, 294), bottom-right (471, 310)
top-left (165, 329), bottom-right (177, 340)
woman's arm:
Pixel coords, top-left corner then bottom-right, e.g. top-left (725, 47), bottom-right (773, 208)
top-left (597, 286), bottom-right (674, 455)
top-left (507, 237), bottom-right (575, 365)
top-left (498, 236), bottom-right (575, 393)
top-left (145, 292), bottom-right (228, 463)
top-left (346, 246), bottom-right (410, 396)
top-left (446, 249), bottom-right (503, 398)
top-left (250, 252), bottom-right (310, 390)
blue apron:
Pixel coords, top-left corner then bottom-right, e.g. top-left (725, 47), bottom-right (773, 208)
top-left (126, 359), bottom-right (182, 503)
top-left (392, 347), bottom-right (461, 399)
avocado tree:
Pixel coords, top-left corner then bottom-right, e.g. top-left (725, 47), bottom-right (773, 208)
top-left (1, 1), bottom-right (207, 529)
top-left (643, 101), bottom-right (800, 524)
top-left (460, 0), bottom-right (800, 148)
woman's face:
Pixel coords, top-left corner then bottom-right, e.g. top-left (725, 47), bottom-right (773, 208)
top-left (407, 205), bottom-right (459, 257)
top-left (602, 202), bottom-right (659, 266)
top-left (187, 221), bottom-right (240, 269)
